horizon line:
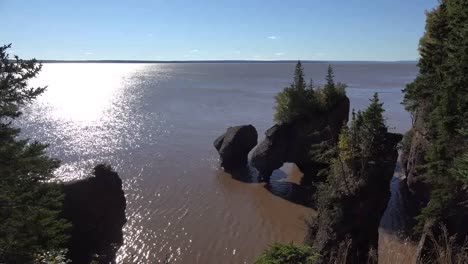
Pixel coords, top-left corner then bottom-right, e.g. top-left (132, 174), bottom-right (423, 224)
top-left (38, 59), bottom-right (418, 64)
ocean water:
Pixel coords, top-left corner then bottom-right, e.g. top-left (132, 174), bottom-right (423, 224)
top-left (18, 62), bottom-right (418, 263)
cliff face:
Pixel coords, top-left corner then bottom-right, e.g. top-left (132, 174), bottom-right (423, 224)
top-left (62, 165), bottom-right (126, 264)
top-left (401, 110), bottom-right (430, 205)
top-left (251, 96), bottom-right (350, 182)
top-left (306, 133), bottom-right (402, 263)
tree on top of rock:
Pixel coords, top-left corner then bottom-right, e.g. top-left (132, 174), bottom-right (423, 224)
top-left (338, 93), bottom-right (388, 169)
top-left (402, 0), bottom-right (468, 229)
top-left (293, 60), bottom-right (306, 90)
top-left (274, 62), bottom-right (347, 123)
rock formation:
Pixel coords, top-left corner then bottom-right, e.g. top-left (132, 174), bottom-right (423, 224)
top-left (251, 96), bottom-right (350, 182)
top-left (306, 132), bottom-right (402, 263)
top-left (401, 110), bottom-right (430, 204)
top-left (62, 164), bottom-right (127, 264)
top-left (214, 124), bottom-right (258, 171)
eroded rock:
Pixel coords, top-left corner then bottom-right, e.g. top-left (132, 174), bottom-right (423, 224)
top-left (251, 96), bottom-right (350, 182)
top-left (63, 164), bottom-right (126, 264)
top-left (214, 124), bottom-right (258, 171)
top-left (306, 132), bottom-right (402, 263)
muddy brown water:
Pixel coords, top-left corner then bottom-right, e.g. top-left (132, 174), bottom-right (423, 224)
top-left (19, 62), bottom-right (417, 263)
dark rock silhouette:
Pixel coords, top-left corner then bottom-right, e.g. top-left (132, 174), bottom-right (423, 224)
top-left (62, 164), bottom-right (126, 264)
top-left (214, 124), bottom-right (258, 171)
top-left (401, 110), bottom-right (430, 204)
top-left (251, 96), bottom-right (350, 182)
top-left (306, 132), bottom-right (402, 263)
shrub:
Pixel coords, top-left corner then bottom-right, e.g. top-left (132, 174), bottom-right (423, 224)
top-left (255, 242), bottom-right (320, 264)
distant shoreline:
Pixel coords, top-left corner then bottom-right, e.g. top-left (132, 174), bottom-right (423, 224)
top-left (38, 60), bottom-right (418, 64)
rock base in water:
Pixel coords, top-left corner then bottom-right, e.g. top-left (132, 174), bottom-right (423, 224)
top-left (214, 124), bottom-right (258, 171)
top-left (63, 164), bottom-right (126, 264)
top-left (251, 96), bottom-right (350, 182)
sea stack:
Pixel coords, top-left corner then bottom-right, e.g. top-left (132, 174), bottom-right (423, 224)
top-left (214, 124), bottom-right (258, 171)
top-left (62, 164), bottom-right (127, 264)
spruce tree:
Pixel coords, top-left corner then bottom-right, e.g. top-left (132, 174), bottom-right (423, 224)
top-left (293, 60), bottom-right (306, 90)
top-left (324, 65), bottom-right (338, 107)
top-left (274, 62), bottom-right (346, 123)
top-left (0, 44), bottom-right (70, 263)
top-left (325, 64), bottom-right (335, 88)
top-left (403, 0), bottom-right (468, 227)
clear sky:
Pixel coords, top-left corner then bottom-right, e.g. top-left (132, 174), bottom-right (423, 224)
top-left (1, 0), bottom-right (439, 61)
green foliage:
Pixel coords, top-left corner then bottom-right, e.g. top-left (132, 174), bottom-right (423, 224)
top-left (294, 61), bottom-right (306, 90)
top-left (451, 153), bottom-right (468, 185)
top-left (400, 128), bottom-right (414, 154)
top-left (0, 44), bottom-right (46, 119)
top-left (35, 249), bottom-right (71, 264)
top-left (313, 94), bottom-right (390, 240)
top-left (254, 242), bottom-right (320, 264)
top-left (338, 93), bottom-right (388, 167)
top-left (402, 1), bottom-right (468, 226)
top-left (309, 141), bottom-right (337, 165)
top-left (0, 44), bottom-right (70, 263)
top-left (274, 62), bottom-right (346, 123)
top-left (324, 65), bottom-right (338, 107)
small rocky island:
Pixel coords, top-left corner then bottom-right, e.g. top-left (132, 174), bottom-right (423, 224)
top-left (214, 124), bottom-right (258, 171)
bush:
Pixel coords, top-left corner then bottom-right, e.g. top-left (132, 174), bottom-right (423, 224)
top-left (255, 242), bottom-right (320, 264)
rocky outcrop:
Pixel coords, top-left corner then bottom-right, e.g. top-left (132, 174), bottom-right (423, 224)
top-left (251, 96), bottom-right (350, 182)
top-left (306, 132), bottom-right (402, 263)
top-left (63, 164), bottom-right (126, 264)
top-left (214, 125), bottom-right (258, 171)
top-left (401, 110), bottom-right (430, 203)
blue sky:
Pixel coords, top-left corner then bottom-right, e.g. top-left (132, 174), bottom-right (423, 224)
top-left (1, 0), bottom-right (438, 61)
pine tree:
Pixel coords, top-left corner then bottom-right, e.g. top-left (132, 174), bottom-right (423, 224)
top-left (324, 65), bottom-right (338, 107)
top-left (274, 62), bottom-right (346, 123)
top-left (0, 44), bottom-right (70, 263)
top-left (293, 60), bottom-right (306, 90)
top-left (325, 64), bottom-right (335, 88)
top-left (403, 0), bottom-right (468, 228)
top-left (308, 78), bottom-right (314, 90)
top-left (338, 93), bottom-right (387, 165)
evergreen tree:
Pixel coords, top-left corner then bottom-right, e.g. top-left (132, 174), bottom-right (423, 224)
top-left (0, 44), bottom-right (70, 263)
top-left (293, 60), bottom-right (306, 90)
top-left (338, 93), bottom-right (387, 167)
top-left (403, 0), bottom-right (468, 227)
top-left (274, 62), bottom-right (346, 123)
top-left (324, 65), bottom-right (338, 107)
top-left (308, 78), bottom-right (314, 90)
top-left (325, 64), bottom-right (335, 88)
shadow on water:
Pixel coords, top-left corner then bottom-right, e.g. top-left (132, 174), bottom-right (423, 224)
top-left (223, 165), bottom-right (261, 183)
top-left (265, 169), bottom-right (316, 208)
top-left (223, 164), bottom-right (316, 208)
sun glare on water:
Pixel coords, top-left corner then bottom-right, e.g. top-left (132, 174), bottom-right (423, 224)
top-left (30, 63), bottom-right (145, 123)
